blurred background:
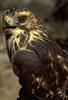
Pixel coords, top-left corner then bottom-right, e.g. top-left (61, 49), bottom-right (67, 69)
top-left (0, 0), bottom-right (68, 100)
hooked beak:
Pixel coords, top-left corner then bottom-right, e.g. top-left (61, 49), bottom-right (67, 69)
top-left (3, 9), bottom-right (17, 33)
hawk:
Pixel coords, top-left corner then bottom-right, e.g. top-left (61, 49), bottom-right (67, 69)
top-left (3, 9), bottom-right (68, 100)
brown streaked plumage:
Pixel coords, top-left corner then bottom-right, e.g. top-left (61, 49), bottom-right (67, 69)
top-left (3, 9), bottom-right (68, 100)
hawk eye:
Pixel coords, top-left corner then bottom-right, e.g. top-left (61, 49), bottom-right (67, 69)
top-left (18, 16), bottom-right (27, 23)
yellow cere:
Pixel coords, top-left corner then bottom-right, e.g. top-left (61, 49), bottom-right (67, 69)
top-left (4, 16), bottom-right (13, 26)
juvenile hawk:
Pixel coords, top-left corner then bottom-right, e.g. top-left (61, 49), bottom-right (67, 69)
top-left (3, 9), bottom-right (68, 100)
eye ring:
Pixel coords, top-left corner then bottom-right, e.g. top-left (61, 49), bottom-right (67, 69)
top-left (18, 16), bottom-right (27, 23)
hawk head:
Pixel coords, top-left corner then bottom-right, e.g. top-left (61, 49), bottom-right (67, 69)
top-left (3, 9), bottom-right (38, 39)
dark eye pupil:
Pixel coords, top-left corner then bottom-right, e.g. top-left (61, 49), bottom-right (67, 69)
top-left (18, 16), bottom-right (27, 22)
